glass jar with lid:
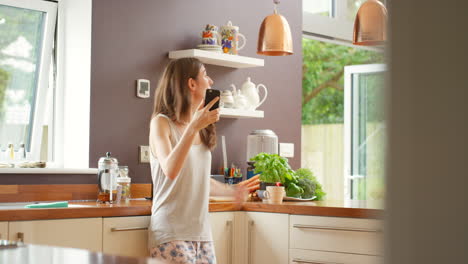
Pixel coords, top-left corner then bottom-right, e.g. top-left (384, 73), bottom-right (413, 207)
top-left (117, 166), bottom-right (131, 202)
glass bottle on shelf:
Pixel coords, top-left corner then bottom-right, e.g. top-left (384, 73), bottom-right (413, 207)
top-left (16, 143), bottom-right (26, 162)
top-left (7, 143), bottom-right (14, 162)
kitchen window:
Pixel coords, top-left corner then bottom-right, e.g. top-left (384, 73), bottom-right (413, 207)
top-left (0, 0), bottom-right (92, 170)
top-left (302, 0), bottom-right (387, 201)
top-left (0, 0), bottom-right (57, 163)
top-left (301, 37), bottom-right (385, 201)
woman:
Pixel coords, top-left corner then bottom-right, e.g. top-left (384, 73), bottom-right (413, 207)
top-left (148, 57), bottom-right (246, 264)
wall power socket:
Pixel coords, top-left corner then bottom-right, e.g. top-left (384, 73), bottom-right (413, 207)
top-left (279, 143), bottom-right (294, 158)
top-left (139, 145), bottom-right (150, 163)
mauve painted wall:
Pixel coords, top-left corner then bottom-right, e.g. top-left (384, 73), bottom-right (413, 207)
top-left (0, 0), bottom-right (302, 184)
top-left (89, 0), bottom-right (303, 184)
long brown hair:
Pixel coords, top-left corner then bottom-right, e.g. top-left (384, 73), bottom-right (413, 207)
top-left (152, 58), bottom-right (216, 150)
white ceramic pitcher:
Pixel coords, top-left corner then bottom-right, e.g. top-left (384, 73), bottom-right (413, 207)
top-left (237, 77), bottom-right (268, 110)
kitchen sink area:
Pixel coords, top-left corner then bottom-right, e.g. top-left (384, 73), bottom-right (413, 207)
top-left (0, 202), bottom-right (37, 209)
top-left (0, 201), bottom-right (94, 210)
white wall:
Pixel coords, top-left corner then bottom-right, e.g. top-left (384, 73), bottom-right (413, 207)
top-left (386, 0), bottom-right (468, 263)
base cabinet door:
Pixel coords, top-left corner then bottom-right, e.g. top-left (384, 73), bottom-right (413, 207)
top-left (103, 216), bottom-right (151, 257)
top-left (290, 249), bottom-right (383, 264)
top-left (0, 221), bottom-right (7, 240)
top-left (245, 212), bottom-right (289, 264)
top-left (209, 212), bottom-right (234, 264)
top-left (8, 218), bottom-right (102, 251)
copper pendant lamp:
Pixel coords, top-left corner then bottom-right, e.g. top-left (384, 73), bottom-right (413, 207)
top-left (257, 0), bottom-right (293, 56)
top-left (353, 0), bottom-right (388, 46)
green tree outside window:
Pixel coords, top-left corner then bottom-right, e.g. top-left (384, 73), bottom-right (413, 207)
top-left (302, 38), bottom-right (384, 124)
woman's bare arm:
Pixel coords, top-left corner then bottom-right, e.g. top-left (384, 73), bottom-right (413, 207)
top-left (209, 178), bottom-right (235, 196)
top-left (209, 178), bottom-right (248, 207)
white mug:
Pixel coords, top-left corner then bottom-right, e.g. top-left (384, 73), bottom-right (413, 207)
top-left (264, 186), bottom-right (285, 204)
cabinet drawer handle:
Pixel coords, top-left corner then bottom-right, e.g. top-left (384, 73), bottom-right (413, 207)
top-left (293, 224), bottom-right (380, 233)
top-left (293, 258), bottom-right (343, 264)
top-left (110, 227), bottom-right (148, 232)
top-left (248, 220), bottom-right (254, 264)
top-left (226, 220), bottom-right (233, 264)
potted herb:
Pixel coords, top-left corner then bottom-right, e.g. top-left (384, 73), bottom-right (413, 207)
top-left (250, 153), bottom-right (327, 200)
top-left (250, 153), bottom-right (296, 190)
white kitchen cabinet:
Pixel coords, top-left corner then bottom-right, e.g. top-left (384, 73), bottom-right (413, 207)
top-left (0, 221), bottom-right (8, 240)
top-left (238, 212), bottom-right (289, 264)
top-left (290, 215), bottom-right (383, 256)
top-left (8, 218), bottom-right (102, 251)
top-left (290, 249), bottom-right (383, 264)
top-left (103, 216), bottom-right (151, 257)
top-left (209, 212), bottom-right (235, 264)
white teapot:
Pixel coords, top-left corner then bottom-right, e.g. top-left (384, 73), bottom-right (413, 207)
top-left (238, 77), bottom-right (268, 110)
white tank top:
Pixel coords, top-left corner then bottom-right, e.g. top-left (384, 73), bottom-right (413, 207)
top-left (148, 114), bottom-right (212, 248)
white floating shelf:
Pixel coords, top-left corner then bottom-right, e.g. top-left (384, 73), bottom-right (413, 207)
top-left (220, 107), bottom-right (264, 118)
top-left (168, 49), bottom-right (264, 68)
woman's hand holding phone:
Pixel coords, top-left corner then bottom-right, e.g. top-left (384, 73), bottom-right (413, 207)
top-left (204, 89), bottom-right (220, 110)
top-left (190, 97), bottom-right (220, 132)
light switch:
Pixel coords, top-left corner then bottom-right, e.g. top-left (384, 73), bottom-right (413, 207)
top-left (139, 145), bottom-right (150, 163)
top-left (279, 143), bottom-right (294, 158)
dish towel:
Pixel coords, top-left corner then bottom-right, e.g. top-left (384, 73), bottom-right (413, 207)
top-left (24, 201), bottom-right (69, 208)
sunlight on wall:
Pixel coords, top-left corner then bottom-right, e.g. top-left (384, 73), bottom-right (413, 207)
top-left (302, 124), bottom-right (344, 201)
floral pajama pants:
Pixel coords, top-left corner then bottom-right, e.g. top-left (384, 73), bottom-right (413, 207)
top-left (150, 241), bottom-right (217, 264)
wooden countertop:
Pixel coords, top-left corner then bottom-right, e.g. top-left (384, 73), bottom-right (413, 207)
top-left (0, 198), bottom-right (383, 221)
top-left (0, 200), bottom-right (152, 221)
top-left (243, 200), bottom-right (383, 219)
top-left (0, 243), bottom-right (166, 264)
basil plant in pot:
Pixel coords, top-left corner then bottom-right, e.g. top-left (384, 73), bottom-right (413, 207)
top-left (250, 153), bottom-right (326, 200)
top-left (250, 153), bottom-right (297, 190)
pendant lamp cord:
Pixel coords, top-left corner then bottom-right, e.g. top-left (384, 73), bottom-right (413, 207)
top-left (273, 0), bottom-right (280, 14)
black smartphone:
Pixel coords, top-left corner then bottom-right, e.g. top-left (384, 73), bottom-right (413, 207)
top-left (204, 89), bottom-right (220, 111)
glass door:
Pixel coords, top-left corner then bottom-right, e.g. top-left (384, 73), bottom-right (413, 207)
top-left (344, 64), bottom-right (386, 200)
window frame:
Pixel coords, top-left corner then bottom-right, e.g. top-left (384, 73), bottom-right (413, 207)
top-left (0, 0), bottom-right (92, 172)
top-left (303, 0), bottom-right (354, 41)
top-left (303, 0), bottom-right (387, 43)
top-left (343, 63), bottom-right (386, 200)
top-left (0, 0), bottom-right (57, 161)
top-left (54, 0), bottom-right (92, 169)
